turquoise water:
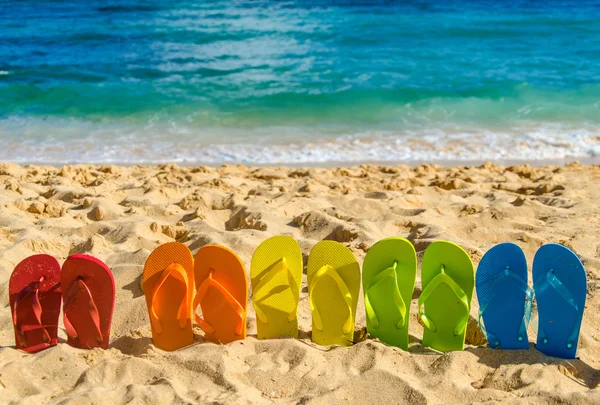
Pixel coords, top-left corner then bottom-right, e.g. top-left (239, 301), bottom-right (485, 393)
top-left (1, 0), bottom-right (599, 164)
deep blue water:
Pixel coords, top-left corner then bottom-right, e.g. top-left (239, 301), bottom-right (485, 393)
top-left (1, 0), bottom-right (599, 164)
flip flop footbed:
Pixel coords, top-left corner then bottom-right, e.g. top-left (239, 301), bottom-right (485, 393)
top-left (533, 244), bottom-right (586, 359)
top-left (420, 241), bottom-right (474, 352)
top-left (476, 243), bottom-right (531, 349)
top-left (9, 254), bottom-right (62, 353)
top-left (143, 242), bottom-right (195, 351)
top-left (194, 245), bottom-right (248, 344)
top-left (61, 254), bottom-right (116, 349)
top-left (307, 240), bottom-right (360, 346)
top-left (362, 238), bottom-right (416, 350)
top-left (251, 236), bottom-right (302, 340)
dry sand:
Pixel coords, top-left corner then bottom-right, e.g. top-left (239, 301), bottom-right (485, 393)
top-left (0, 162), bottom-right (599, 404)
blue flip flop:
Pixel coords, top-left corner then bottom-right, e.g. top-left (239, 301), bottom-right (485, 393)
top-left (476, 243), bottom-right (533, 350)
top-left (533, 244), bottom-right (587, 359)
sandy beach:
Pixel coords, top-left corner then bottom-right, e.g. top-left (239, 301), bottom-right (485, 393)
top-left (0, 161), bottom-right (599, 404)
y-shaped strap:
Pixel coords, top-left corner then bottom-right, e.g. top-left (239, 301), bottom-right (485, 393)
top-left (253, 258), bottom-right (300, 324)
top-left (418, 265), bottom-right (470, 336)
top-left (535, 269), bottom-right (580, 349)
top-left (151, 263), bottom-right (189, 334)
top-left (12, 278), bottom-right (51, 348)
top-left (309, 264), bottom-right (353, 334)
top-left (193, 269), bottom-right (245, 336)
top-left (63, 278), bottom-right (103, 344)
top-left (364, 261), bottom-right (406, 330)
top-left (477, 267), bottom-right (533, 347)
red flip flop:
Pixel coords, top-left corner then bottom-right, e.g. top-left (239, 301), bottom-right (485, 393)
top-left (61, 254), bottom-right (115, 349)
top-left (9, 254), bottom-right (62, 353)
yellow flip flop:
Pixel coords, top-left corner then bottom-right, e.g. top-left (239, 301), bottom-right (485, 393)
top-left (143, 242), bottom-right (195, 351)
top-left (307, 241), bottom-right (360, 346)
top-left (250, 236), bottom-right (303, 340)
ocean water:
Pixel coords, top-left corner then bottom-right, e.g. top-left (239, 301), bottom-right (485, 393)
top-left (1, 0), bottom-right (600, 165)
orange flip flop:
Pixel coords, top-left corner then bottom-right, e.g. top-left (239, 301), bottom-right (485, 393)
top-left (61, 254), bottom-right (116, 349)
top-left (10, 254), bottom-right (62, 353)
top-left (143, 242), bottom-right (195, 351)
top-left (193, 245), bottom-right (248, 344)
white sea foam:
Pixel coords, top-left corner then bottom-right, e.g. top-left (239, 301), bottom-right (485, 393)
top-left (0, 119), bottom-right (598, 165)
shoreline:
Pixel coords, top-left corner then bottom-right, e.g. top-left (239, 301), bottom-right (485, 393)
top-left (1, 162), bottom-right (599, 404)
top-left (3, 156), bottom-right (600, 169)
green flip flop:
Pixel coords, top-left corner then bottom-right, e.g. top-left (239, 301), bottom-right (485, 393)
top-left (362, 237), bottom-right (417, 350)
top-left (419, 241), bottom-right (474, 352)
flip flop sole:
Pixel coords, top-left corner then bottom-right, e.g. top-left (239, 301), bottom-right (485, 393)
top-left (195, 245), bottom-right (248, 344)
top-left (9, 254), bottom-right (62, 353)
top-left (143, 242), bottom-right (195, 351)
top-left (250, 236), bottom-right (302, 340)
top-left (62, 254), bottom-right (116, 349)
top-left (421, 241), bottom-right (474, 352)
top-left (307, 240), bottom-right (360, 346)
top-left (362, 238), bottom-right (416, 350)
top-left (476, 243), bottom-right (530, 349)
top-left (533, 244), bottom-right (586, 359)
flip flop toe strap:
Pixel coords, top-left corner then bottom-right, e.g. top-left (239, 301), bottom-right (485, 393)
top-left (151, 263), bottom-right (190, 334)
top-left (478, 268), bottom-right (533, 347)
top-left (193, 270), bottom-right (245, 336)
top-left (535, 269), bottom-right (580, 349)
top-left (418, 265), bottom-right (470, 336)
top-left (253, 258), bottom-right (300, 324)
top-left (364, 262), bottom-right (407, 330)
top-left (12, 278), bottom-right (52, 347)
top-left (63, 278), bottom-right (103, 344)
top-left (309, 265), bottom-right (353, 334)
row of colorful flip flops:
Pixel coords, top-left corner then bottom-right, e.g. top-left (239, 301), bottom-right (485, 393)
top-left (141, 236), bottom-right (586, 359)
top-left (9, 254), bottom-right (115, 353)
top-left (8, 237), bottom-right (586, 359)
